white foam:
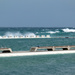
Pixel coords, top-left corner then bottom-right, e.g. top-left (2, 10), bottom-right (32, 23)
top-left (47, 31), bottom-right (59, 34)
top-left (0, 36), bottom-right (2, 38)
top-left (4, 32), bottom-right (22, 37)
top-left (62, 28), bottom-right (75, 32)
top-left (0, 31), bottom-right (51, 39)
top-left (24, 32), bottom-right (36, 37)
top-left (3, 32), bottom-right (36, 38)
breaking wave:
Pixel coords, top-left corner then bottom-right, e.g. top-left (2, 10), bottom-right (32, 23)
top-left (3, 32), bottom-right (36, 37)
top-left (46, 31), bottom-right (59, 34)
top-left (24, 32), bottom-right (36, 37)
top-left (62, 28), bottom-right (75, 32)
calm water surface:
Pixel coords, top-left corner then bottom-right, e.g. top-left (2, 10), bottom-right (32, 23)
top-left (0, 54), bottom-right (75, 75)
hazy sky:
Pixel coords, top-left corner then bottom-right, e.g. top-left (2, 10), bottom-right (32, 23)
top-left (0, 0), bottom-right (75, 27)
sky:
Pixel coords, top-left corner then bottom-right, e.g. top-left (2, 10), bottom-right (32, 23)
top-left (0, 0), bottom-right (75, 27)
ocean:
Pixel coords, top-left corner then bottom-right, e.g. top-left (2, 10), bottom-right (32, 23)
top-left (0, 27), bottom-right (75, 75)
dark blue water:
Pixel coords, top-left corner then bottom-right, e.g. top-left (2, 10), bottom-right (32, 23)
top-left (0, 27), bottom-right (75, 75)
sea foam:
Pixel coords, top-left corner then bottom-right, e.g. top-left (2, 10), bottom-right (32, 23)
top-left (3, 32), bottom-right (36, 37)
top-left (62, 28), bottom-right (75, 32)
top-left (46, 31), bottom-right (59, 34)
top-left (0, 31), bottom-right (51, 39)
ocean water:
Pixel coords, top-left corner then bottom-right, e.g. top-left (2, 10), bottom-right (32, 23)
top-left (0, 27), bottom-right (75, 75)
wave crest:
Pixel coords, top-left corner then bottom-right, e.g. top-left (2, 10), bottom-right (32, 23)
top-left (47, 31), bottom-right (59, 34)
top-left (4, 32), bottom-right (36, 37)
top-left (62, 28), bottom-right (75, 32)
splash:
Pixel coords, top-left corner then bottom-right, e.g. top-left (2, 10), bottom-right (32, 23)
top-left (62, 28), bottom-right (75, 32)
top-left (3, 32), bottom-right (36, 37)
top-left (24, 32), bottom-right (36, 37)
top-left (4, 32), bottom-right (22, 37)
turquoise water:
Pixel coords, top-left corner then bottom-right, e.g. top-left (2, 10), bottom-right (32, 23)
top-left (0, 38), bottom-right (75, 51)
top-left (0, 27), bottom-right (75, 37)
top-left (0, 27), bottom-right (75, 75)
top-left (0, 54), bottom-right (75, 75)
